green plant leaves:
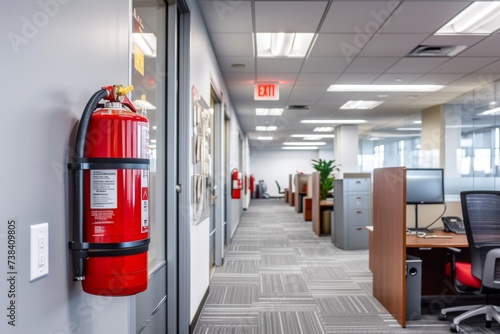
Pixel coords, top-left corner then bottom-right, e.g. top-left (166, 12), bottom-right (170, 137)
top-left (311, 159), bottom-right (340, 200)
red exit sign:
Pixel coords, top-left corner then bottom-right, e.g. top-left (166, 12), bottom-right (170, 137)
top-left (254, 83), bottom-right (279, 101)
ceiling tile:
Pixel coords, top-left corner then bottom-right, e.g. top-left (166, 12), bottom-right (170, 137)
top-left (289, 85), bottom-right (328, 102)
top-left (379, 2), bottom-right (470, 34)
top-left (475, 60), bottom-right (500, 74)
top-left (334, 73), bottom-right (380, 84)
top-left (412, 73), bottom-right (465, 85)
top-left (301, 57), bottom-right (351, 73)
top-left (197, 1), bottom-right (253, 33)
top-left (255, 1), bottom-right (327, 32)
top-left (344, 57), bottom-right (400, 74)
top-left (257, 58), bottom-right (303, 73)
top-left (321, 1), bottom-right (400, 33)
top-left (359, 34), bottom-right (428, 57)
top-left (458, 35), bottom-right (500, 57)
top-left (372, 73), bottom-right (423, 84)
top-left (421, 35), bottom-right (487, 48)
top-left (295, 73), bottom-right (340, 86)
top-left (210, 33), bottom-right (254, 56)
top-left (430, 57), bottom-right (499, 74)
top-left (309, 33), bottom-right (363, 57)
top-left (386, 57), bottom-right (448, 73)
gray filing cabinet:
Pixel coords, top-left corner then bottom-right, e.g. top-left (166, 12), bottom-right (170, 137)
top-left (332, 173), bottom-right (371, 250)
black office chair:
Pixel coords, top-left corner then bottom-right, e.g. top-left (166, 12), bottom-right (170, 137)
top-left (275, 181), bottom-right (285, 198)
top-left (439, 191), bottom-right (500, 333)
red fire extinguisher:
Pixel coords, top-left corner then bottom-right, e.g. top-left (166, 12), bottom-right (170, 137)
top-left (231, 168), bottom-right (242, 199)
top-left (249, 175), bottom-right (255, 193)
top-left (69, 85), bottom-right (150, 296)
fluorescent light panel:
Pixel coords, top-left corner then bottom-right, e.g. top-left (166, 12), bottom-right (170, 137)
top-left (257, 136), bottom-right (273, 140)
top-left (255, 108), bottom-right (284, 116)
top-left (313, 127), bottom-right (334, 132)
top-left (256, 32), bottom-right (315, 58)
top-left (301, 120), bottom-right (366, 124)
top-left (479, 106), bottom-right (500, 116)
top-left (282, 146), bottom-right (318, 150)
top-left (435, 2), bottom-right (500, 35)
top-left (396, 127), bottom-right (421, 131)
top-left (340, 100), bottom-right (384, 110)
top-left (327, 84), bottom-right (444, 92)
top-left (283, 142), bottom-right (326, 146)
top-left (292, 134), bottom-right (335, 138)
top-left (256, 126), bottom-right (277, 131)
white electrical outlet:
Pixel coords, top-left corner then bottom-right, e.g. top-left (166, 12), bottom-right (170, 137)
top-left (30, 223), bottom-right (49, 281)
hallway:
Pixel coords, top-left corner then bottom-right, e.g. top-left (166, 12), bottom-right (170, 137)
top-left (191, 199), bottom-right (495, 334)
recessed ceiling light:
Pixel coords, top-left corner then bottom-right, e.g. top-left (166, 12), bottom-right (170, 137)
top-left (256, 126), bottom-right (277, 131)
top-left (395, 78), bottom-right (403, 82)
top-left (435, 2), bottom-right (500, 35)
top-left (256, 108), bottom-right (284, 116)
top-left (301, 120), bottom-right (367, 124)
top-left (256, 32), bottom-right (315, 58)
top-left (313, 127), bottom-right (334, 132)
top-left (231, 63), bottom-right (246, 68)
top-left (377, 94), bottom-right (389, 98)
top-left (303, 136), bottom-right (323, 140)
top-left (282, 146), bottom-right (318, 150)
top-left (283, 142), bottom-right (326, 146)
top-left (413, 120), bottom-right (422, 124)
top-left (396, 127), bottom-right (421, 131)
top-left (340, 100), bottom-right (384, 110)
top-left (327, 84), bottom-right (444, 92)
top-left (257, 136), bottom-right (273, 140)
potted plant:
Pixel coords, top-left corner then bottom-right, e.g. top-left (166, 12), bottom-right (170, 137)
top-left (311, 159), bottom-right (340, 235)
top-left (311, 159), bottom-right (340, 200)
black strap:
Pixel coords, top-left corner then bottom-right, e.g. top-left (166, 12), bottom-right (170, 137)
top-left (69, 238), bottom-right (150, 257)
top-left (68, 157), bottom-right (149, 171)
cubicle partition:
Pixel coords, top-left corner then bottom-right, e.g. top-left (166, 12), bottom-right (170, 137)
top-left (372, 167), bottom-right (407, 327)
top-left (294, 173), bottom-right (308, 213)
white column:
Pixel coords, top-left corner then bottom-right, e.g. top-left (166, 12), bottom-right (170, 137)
top-left (334, 125), bottom-right (359, 177)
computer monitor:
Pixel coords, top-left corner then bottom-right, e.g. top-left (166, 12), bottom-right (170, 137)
top-left (406, 168), bottom-right (444, 204)
top-left (406, 168), bottom-right (445, 232)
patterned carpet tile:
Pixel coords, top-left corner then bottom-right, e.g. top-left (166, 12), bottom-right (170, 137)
top-left (302, 266), bottom-right (350, 280)
top-left (261, 254), bottom-right (298, 266)
top-left (259, 274), bottom-right (309, 294)
top-left (206, 286), bottom-right (258, 305)
top-left (316, 296), bottom-right (387, 314)
top-left (209, 273), bottom-right (259, 286)
top-left (259, 311), bottom-right (325, 334)
top-left (215, 260), bottom-right (260, 274)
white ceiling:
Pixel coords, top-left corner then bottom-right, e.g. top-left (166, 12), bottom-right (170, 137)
top-left (196, 0), bottom-right (500, 149)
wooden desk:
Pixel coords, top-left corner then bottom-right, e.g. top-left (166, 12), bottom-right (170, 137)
top-left (406, 231), bottom-right (467, 248)
top-left (295, 192), bottom-right (307, 213)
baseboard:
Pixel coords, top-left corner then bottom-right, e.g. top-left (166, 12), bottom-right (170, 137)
top-left (189, 287), bottom-right (210, 334)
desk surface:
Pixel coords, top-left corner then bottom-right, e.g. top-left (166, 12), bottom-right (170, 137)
top-left (406, 230), bottom-right (468, 248)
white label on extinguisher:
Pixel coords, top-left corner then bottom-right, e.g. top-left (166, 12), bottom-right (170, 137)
top-left (90, 170), bottom-right (117, 209)
top-left (141, 170), bottom-right (149, 233)
top-left (138, 122), bottom-right (150, 159)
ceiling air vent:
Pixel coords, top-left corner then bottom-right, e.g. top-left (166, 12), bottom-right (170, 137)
top-left (286, 105), bottom-right (311, 110)
top-left (407, 45), bottom-right (467, 57)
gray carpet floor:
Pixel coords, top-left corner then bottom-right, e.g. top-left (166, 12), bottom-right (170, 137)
top-left (193, 199), bottom-right (500, 334)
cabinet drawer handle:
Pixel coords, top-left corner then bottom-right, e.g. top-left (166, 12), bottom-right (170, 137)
top-left (356, 211), bottom-right (362, 214)
top-left (356, 227), bottom-right (363, 231)
top-left (356, 196), bottom-right (362, 200)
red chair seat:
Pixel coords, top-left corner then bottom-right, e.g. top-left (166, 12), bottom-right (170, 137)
top-left (446, 262), bottom-right (482, 289)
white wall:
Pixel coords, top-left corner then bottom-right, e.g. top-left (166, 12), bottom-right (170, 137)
top-left (250, 149), bottom-right (319, 197)
top-left (188, 0), bottom-right (247, 322)
top-left (0, 1), bottom-right (141, 333)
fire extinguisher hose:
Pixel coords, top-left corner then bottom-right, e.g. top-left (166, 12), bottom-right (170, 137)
top-left (71, 89), bottom-right (109, 281)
